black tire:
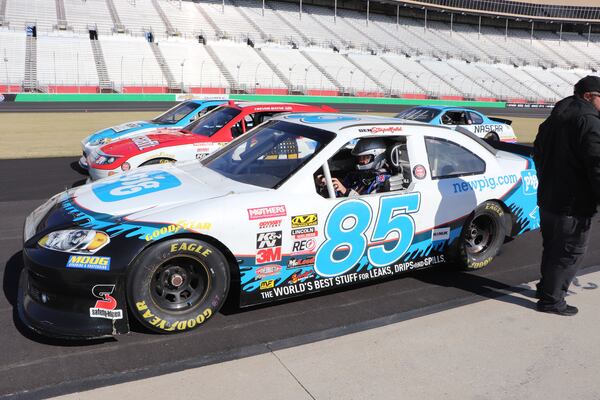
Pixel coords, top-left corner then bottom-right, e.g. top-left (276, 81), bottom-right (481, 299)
top-left (484, 132), bottom-right (499, 142)
top-left (127, 238), bottom-right (230, 333)
top-left (140, 158), bottom-right (175, 166)
top-left (453, 201), bottom-right (506, 270)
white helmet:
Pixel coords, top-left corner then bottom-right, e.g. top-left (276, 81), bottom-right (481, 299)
top-left (351, 138), bottom-right (387, 171)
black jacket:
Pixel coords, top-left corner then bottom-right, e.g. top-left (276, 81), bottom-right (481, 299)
top-left (534, 95), bottom-right (600, 216)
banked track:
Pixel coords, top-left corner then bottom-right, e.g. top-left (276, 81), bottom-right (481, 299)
top-left (2, 152), bottom-right (598, 399)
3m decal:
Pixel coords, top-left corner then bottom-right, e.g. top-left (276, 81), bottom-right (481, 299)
top-left (520, 169), bottom-right (538, 195)
top-left (66, 255), bottom-right (111, 271)
top-left (93, 170), bottom-right (181, 202)
top-left (291, 214), bottom-right (318, 228)
top-left (315, 192), bottom-right (421, 277)
top-left (248, 205), bottom-right (287, 220)
top-left (90, 285), bottom-right (123, 320)
top-left (256, 247), bottom-right (282, 264)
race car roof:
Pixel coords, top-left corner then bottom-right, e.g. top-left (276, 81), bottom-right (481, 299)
top-left (273, 113), bottom-right (424, 133)
top-left (407, 105), bottom-right (480, 113)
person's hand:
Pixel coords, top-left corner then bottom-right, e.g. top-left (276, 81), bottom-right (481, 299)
top-left (332, 178), bottom-right (347, 195)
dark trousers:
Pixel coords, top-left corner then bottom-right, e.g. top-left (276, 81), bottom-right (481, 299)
top-left (537, 208), bottom-right (592, 310)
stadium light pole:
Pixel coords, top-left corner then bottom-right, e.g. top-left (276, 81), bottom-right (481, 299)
top-left (180, 59), bottom-right (186, 92)
top-left (288, 64), bottom-right (296, 94)
top-left (349, 70), bottom-right (354, 95)
top-left (236, 64), bottom-right (241, 92)
top-left (262, 0), bottom-right (265, 16)
top-left (304, 66), bottom-right (311, 91)
top-left (77, 52), bottom-right (80, 94)
top-left (389, 71), bottom-right (399, 96)
top-left (334, 0), bottom-right (337, 23)
top-left (120, 56), bottom-right (123, 91)
top-left (254, 62), bottom-right (262, 90)
top-left (299, 0), bottom-right (302, 20)
top-left (141, 57), bottom-right (145, 94)
top-left (199, 60), bottom-right (205, 94)
top-left (3, 50), bottom-right (8, 89)
top-left (53, 51), bottom-right (56, 92)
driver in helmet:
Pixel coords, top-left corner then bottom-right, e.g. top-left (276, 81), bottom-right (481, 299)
top-left (318, 138), bottom-right (391, 197)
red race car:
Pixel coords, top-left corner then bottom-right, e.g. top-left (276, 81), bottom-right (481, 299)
top-left (86, 101), bottom-right (336, 180)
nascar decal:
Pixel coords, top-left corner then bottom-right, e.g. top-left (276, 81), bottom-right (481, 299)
top-left (89, 285), bottom-right (123, 320)
top-left (472, 124), bottom-right (504, 134)
top-left (92, 170), bottom-right (181, 202)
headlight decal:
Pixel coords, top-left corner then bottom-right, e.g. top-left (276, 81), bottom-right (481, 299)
top-left (38, 230), bottom-right (110, 254)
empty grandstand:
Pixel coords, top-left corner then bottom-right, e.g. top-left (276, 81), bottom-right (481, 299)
top-left (1, 0), bottom-right (599, 101)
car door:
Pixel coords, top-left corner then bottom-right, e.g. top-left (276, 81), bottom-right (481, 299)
top-left (283, 134), bottom-right (442, 290)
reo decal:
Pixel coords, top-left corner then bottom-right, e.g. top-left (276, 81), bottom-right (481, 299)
top-left (89, 285), bottom-right (123, 320)
top-left (248, 205), bottom-right (287, 220)
top-left (292, 239), bottom-right (316, 254)
top-left (291, 214), bottom-right (318, 228)
top-left (66, 255), bottom-right (111, 271)
top-left (92, 170), bottom-right (181, 202)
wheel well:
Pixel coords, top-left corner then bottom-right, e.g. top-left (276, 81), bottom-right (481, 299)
top-left (131, 232), bottom-right (241, 305)
top-left (491, 199), bottom-right (515, 237)
top-left (140, 157), bottom-right (176, 166)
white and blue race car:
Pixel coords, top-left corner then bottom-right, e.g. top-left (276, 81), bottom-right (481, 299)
top-left (79, 99), bottom-right (227, 168)
top-left (21, 113), bottom-right (538, 338)
top-left (396, 106), bottom-right (517, 142)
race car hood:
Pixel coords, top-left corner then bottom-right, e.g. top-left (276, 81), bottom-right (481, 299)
top-left (67, 163), bottom-right (258, 219)
top-left (84, 121), bottom-right (157, 145)
top-left (99, 131), bottom-right (206, 156)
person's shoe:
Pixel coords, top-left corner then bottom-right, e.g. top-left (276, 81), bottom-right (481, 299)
top-left (536, 304), bottom-right (578, 316)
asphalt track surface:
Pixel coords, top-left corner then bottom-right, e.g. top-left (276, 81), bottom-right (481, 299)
top-left (0, 101), bottom-right (553, 118)
top-left (2, 156), bottom-right (600, 399)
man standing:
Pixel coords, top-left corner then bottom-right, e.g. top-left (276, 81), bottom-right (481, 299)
top-left (533, 75), bottom-right (600, 316)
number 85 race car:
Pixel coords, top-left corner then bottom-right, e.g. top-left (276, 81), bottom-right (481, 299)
top-left (20, 114), bottom-right (539, 339)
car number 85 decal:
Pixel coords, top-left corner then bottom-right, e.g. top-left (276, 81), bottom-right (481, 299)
top-left (315, 192), bottom-right (421, 277)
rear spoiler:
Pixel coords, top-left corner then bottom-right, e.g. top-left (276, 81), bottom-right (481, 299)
top-left (488, 141), bottom-right (533, 157)
top-left (489, 117), bottom-right (512, 125)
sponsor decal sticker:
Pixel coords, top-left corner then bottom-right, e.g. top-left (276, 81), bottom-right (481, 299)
top-left (248, 205), bottom-right (287, 220)
top-left (287, 256), bottom-right (315, 269)
top-left (260, 280), bottom-right (275, 290)
top-left (67, 255), bottom-right (111, 271)
top-left (92, 170), bottom-right (181, 202)
top-left (132, 135), bottom-right (159, 151)
top-left (256, 264), bottom-right (282, 279)
top-left (292, 239), bottom-right (316, 254)
top-left (432, 227), bottom-right (450, 241)
top-left (291, 270), bottom-right (313, 284)
top-left (521, 169), bottom-right (538, 195)
top-left (358, 126), bottom-right (402, 133)
top-left (259, 219), bottom-right (282, 229)
top-left (292, 226), bottom-right (318, 239)
top-left (413, 165), bottom-right (427, 180)
top-left (89, 285), bottom-right (123, 320)
top-left (169, 242), bottom-right (213, 256)
top-left (256, 231), bottom-right (282, 249)
top-left (136, 300), bottom-right (212, 331)
top-left (291, 214), bottom-right (318, 228)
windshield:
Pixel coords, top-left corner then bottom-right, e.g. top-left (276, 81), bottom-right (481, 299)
top-left (184, 106), bottom-right (242, 137)
top-left (395, 107), bottom-right (438, 123)
top-left (202, 120), bottom-right (335, 188)
top-left (151, 101), bottom-right (199, 124)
